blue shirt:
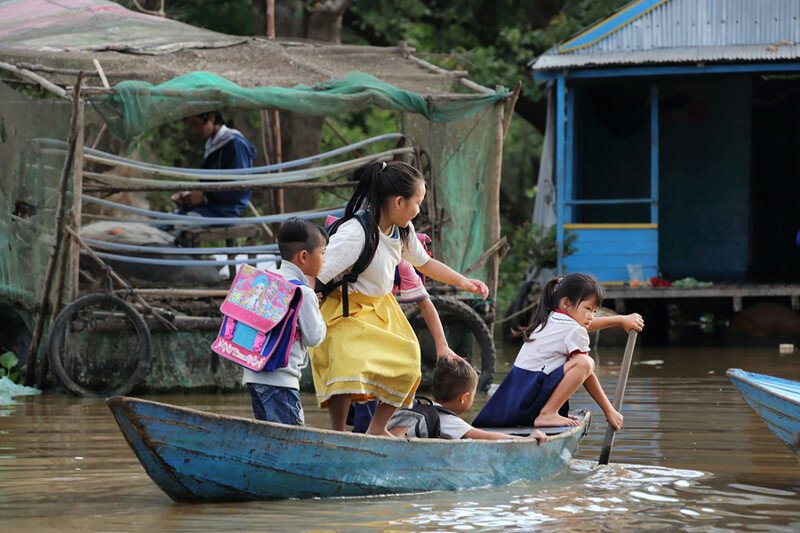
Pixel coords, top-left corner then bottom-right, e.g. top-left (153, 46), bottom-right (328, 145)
top-left (194, 132), bottom-right (256, 218)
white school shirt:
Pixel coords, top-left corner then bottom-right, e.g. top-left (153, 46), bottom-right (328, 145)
top-left (513, 311), bottom-right (591, 375)
top-left (317, 218), bottom-right (430, 297)
top-left (433, 403), bottom-right (473, 440)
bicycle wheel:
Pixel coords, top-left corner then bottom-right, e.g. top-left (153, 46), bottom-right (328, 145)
top-left (47, 293), bottom-right (151, 397)
top-left (405, 296), bottom-right (496, 392)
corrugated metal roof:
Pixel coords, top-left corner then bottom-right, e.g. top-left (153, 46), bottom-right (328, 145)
top-left (533, 0), bottom-right (800, 70)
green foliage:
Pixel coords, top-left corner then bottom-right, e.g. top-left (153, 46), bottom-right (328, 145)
top-left (117, 0), bottom-right (254, 35)
top-left (0, 351), bottom-right (22, 383)
top-left (345, 0), bottom-right (627, 107)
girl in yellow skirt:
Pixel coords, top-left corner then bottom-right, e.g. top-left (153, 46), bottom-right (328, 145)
top-left (309, 161), bottom-right (489, 436)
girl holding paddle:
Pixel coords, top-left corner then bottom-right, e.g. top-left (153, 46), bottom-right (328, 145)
top-left (473, 273), bottom-right (643, 429)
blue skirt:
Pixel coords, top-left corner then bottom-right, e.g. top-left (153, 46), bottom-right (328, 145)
top-left (472, 365), bottom-right (569, 428)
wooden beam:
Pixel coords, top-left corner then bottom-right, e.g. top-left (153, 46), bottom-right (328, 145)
top-left (68, 97), bottom-right (85, 302)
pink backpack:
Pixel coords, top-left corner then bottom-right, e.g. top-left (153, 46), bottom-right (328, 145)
top-left (211, 264), bottom-right (304, 372)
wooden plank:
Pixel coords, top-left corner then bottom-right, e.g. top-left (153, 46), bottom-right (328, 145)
top-left (603, 284), bottom-right (800, 300)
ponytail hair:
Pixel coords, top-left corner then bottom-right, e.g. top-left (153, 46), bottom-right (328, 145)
top-left (514, 273), bottom-right (604, 340)
top-left (330, 160), bottom-right (425, 247)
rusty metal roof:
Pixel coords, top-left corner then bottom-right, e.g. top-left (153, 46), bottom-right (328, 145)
top-left (532, 0), bottom-right (800, 71)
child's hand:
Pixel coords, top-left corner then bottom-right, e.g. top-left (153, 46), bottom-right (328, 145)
top-left (621, 313), bottom-right (644, 332)
top-left (462, 278), bottom-right (489, 299)
top-left (436, 346), bottom-right (463, 362)
top-left (605, 408), bottom-right (623, 431)
top-left (525, 429), bottom-right (548, 445)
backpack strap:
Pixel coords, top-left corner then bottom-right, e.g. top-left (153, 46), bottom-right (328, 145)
top-left (318, 211), bottom-right (378, 317)
top-left (410, 396), bottom-right (443, 439)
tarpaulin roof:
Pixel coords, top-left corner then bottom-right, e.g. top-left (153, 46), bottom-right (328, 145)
top-left (0, 0), bottom-right (484, 97)
top-left (0, 0), bottom-right (248, 54)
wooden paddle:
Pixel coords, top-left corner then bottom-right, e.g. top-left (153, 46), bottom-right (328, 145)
top-left (598, 330), bottom-right (638, 465)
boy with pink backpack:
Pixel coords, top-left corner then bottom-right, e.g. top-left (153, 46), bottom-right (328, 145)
top-left (214, 218), bottom-right (328, 425)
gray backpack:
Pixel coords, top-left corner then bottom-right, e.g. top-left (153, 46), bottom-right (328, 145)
top-left (387, 397), bottom-right (456, 438)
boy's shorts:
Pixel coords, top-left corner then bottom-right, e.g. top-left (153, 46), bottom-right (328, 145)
top-left (246, 383), bottom-right (305, 426)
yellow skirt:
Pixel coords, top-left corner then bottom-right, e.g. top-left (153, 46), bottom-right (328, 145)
top-left (310, 290), bottom-right (421, 408)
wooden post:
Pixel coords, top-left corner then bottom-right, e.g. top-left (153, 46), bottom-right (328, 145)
top-left (27, 73), bottom-right (83, 387)
top-left (68, 96), bottom-right (85, 302)
top-left (266, 0), bottom-right (275, 39)
top-left (271, 108), bottom-right (284, 217)
top-left (488, 102), bottom-right (504, 322)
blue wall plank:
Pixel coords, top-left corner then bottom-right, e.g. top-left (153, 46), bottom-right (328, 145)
top-left (565, 228), bottom-right (658, 282)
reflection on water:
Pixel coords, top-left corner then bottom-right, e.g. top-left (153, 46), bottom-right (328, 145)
top-left (1, 345), bottom-right (799, 531)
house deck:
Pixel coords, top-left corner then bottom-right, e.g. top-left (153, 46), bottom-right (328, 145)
top-left (604, 284), bottom-right (800, 313)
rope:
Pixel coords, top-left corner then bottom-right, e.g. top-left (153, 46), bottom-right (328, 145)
top-left (83, 238), bottom-right (279, 255)
top-left (82, 195), bottom-right (344, 225)
top-left (93, 251), bottom-right (279, 267)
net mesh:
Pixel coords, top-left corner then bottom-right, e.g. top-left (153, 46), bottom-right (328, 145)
top-left (0, 82), bottom-right (73, 324)
top-left (93, 70), bottom-right (507, 140)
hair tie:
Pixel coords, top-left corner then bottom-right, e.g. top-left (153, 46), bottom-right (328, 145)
top-left (379, 161), bottom-right (387, 172)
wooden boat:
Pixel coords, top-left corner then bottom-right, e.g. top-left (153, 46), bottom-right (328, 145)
top-left (107, 396), bottom-right (590, 502)
top-left (727, 368), bottom-right (800, 455)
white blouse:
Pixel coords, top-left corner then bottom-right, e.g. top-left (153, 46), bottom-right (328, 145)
top-left (317, 218), bottom-right (430, 297)
top-left (514, 311), bottom-right (591, 375)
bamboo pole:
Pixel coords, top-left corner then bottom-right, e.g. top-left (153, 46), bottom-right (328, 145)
top-left (27, 72), bottom-right (83, 387)
top-left (115, 288), bottom-right (229, 299)
top-left (402, 54), bottom-right (496, 96)
top-left (68, 98), bottom-right (85, 302)
top-left (488, 102), bottom-right (504, 310)
top-left (0, 61), bottom-right (67, 98)
top-left (598, 331), bottom-right (638, 465)
top-left (271, 108), bottom-right (284, 216)
top-left (502, 81), bottom-right (522, 137)
top-left (462, 237), bottom-right (509, 277)
top-left (266, 0), bottom-right (276, 39)
top-left (80, 146), bottom-right (415, 184)
top-left (82, 176), bottom-right (359, 193)
top-left (324, 119), bottom-right (362, 157)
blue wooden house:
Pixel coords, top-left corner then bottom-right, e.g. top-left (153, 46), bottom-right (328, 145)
top-left (531, 0), bottom-right (800, 285)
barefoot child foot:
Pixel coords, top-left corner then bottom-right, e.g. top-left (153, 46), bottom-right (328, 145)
top-left (534, 412), bottom-right (580, 428)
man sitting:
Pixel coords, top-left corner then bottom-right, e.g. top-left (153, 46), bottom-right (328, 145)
top-left (171, 111), bottom-right (256, 218)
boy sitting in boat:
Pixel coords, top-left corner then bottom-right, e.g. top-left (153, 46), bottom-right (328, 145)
top-left (388, 357), bottom-right (548, 443)
top-left (242, 218), bottom-right (328, 425)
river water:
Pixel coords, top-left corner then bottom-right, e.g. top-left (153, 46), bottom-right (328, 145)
top-left (1, 344), bottom-right (799, 532)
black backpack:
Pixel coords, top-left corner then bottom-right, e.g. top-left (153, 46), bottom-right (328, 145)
top-left (317, 211), bottom-right (379, 317)
top-left (387, 396), bottom-right (456, 439)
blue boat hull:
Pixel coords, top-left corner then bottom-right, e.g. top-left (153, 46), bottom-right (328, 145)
top-left (727, 368), bottom-right (800, 456)
top-left (107, 396), bottom-right (590, 502)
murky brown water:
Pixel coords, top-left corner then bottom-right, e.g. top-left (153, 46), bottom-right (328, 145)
top-left (2, 344), bottom-right (799, 531)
